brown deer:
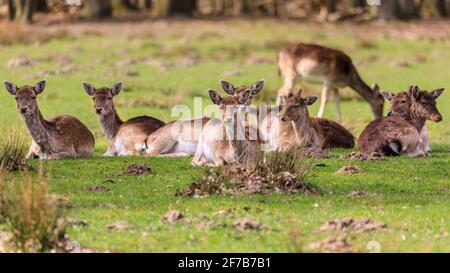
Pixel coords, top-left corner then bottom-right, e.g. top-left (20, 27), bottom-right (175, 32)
top-left (83, 82), bottom-right (165, 156)
top-left (4, 80), bottom-right (95, 159)
top-left (259, 91), bottom-right (354, 151)
top-left (191, 88), bottom-right (255, 166)
top-left (359, 86), bottom-right (444, 157)
top-left (277, 43), bottom-right (384, 120)
top-left (381, 91), bottom-right (431, 153)
top-left (145, 80), bottom-right (264, 157)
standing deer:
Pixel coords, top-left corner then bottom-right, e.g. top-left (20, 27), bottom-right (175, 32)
top-left (4, 80), bottom-right (95, 159)
top-left (277, 43), bottom-right (384, 120)
top-left (191, 88), bottom-right (255, 166)
top-left (259, 91), bottom-right (354, 151)
top-left (381, 91), bottom-right (431, 153)
top-left (145, 80), bottom-right (264, 157)
top-left (83, 82), bottom-right (165, 156)
top-left (358, 86), bottom-right (444, 157)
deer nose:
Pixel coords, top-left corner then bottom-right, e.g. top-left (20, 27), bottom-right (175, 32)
top-left (20, 107), bottom-right (28, 113)
top-left (431, 114), bottom-right (442, 122)
top-left (96, 108), bottom-right (102, 114)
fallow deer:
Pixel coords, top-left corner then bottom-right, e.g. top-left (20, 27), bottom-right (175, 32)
top-left (191, 88), bottom-right (255, 166)
top-left (277, 43), bottom-right (384, 120)
top-left (381, 91), bottom-right (431, 153)
top-left (83, 82), bottom-right (165, 156)
top-left (260, 91), bottom-right (355, 151)
top-left (358, 86), bottom-right (444, 157)
top-left (144, 80), bottom-right (264, 157)
top-left (4, 80), bottom-right (95, 160)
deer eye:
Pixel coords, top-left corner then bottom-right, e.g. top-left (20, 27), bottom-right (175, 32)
top-left (107, 97), bottom-right (112, 101)
top-left (32, 97), bottom-right (36, 100)
top-left (92, 97), bottom-right (95, 101)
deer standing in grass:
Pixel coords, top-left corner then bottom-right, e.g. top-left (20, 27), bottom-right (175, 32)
top-left (83, 82), bottom-right (165, 156)
top-left (4, 80), bottom-right (95, 159)
top-left (277, 43), bottom-right (384, 120)
top-left (358, 85), bottom-right (444, 157)
top-left (192, 88), bottom-right (255, 166)
top-left (381, 91), bottom-right (431, 153)
top-left (145, 80), bottom-right (264, 157)
top-left (259, 91), bottom-right (354, 151)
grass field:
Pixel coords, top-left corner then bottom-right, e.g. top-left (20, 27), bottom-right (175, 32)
top-left (0, 19), bottom-right (449, 252)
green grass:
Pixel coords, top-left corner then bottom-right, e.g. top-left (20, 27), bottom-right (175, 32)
top-left (0, 19), bottom-right (449, 252)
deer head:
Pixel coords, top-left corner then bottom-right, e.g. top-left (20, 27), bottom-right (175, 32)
top-left (408, 85), bottom-right (444, 122)
top-left (220, 79), bottom-right (264, 105)
top-left (381, 91), bottom-right (410, 117)
top-left (83, 82), bottom-right (123, 115)
top-left (4, 80), bottom-right (46, 116)
top-left (279, 92), bottom-right (318, 123)
top-left (208, 88), bottom-right (252, 125)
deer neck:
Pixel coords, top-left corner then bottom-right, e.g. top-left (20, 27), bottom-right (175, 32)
top-left (407, 104), bottom-right (426, 133)
top-left (23, 106), bottom-right (54, 154)
top-left (100, 106), bottom-right (123, 140)
top-left (291, 111), bottom-right (319, 147)
top-left (223, 113), bottom-right (248, 160)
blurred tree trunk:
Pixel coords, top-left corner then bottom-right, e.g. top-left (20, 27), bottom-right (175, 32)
top-left (436, 0), bottom-right (450, 16)
top-left (168, 0), bottom-right (196, 15)
top-left (378, 0), bottom-right (418, 20)
top-left (36, 0), bottom-right (47, 12)
top-left (144, 0), bottom-right (152, 9)
top-left (8, 0), bottom-right (35, 23)
top-left (121, 0), bottom-right (138, 10)
top-left (87, 0), bottom-right (112, 19)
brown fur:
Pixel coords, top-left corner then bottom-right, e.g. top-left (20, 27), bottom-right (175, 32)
top-left (359, 86), bottom-right (444, 156)
top-left (4, 81), bottom-right (94, 159)
top-left (277, 43), bottom-right (384, 119)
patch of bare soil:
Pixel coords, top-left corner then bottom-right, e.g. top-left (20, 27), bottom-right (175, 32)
top-left (303, 148), bottom-right (330, 159)
top-left (106, 221), bottom-right (132, 231)
top-left (318, 218), bottom-right (388, 233)
top-left (348, 190), bottom-right (368, 197)
top-left (233, 218), bottom-right (262, 231)
top-left (214, 208), bottom-right (235, 217)
top-left (7, 56), bottom-right (32, 67)
top-left (123, 164), bottom-right (152, 176)
top-left (341, 152), bottom-right (385, 161)
top-left (334, 166), bottom-right (362, 175)
top-left (160, 210), bottom-right (185, 224)
top-left (177, 165), bottom-right (318, 197)
top-left (309, 236), bottom-right (352, 253)
top-left (85, 184), bottom-right (108, 192)
top-left (48, 196), bottom-right (74, 209)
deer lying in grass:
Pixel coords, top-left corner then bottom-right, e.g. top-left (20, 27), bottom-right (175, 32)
top-left (277, 43), bottom-right (384, 120)
top-left (4, 80), bottom-right (95, 159)
top-left (145, 80), bottom-right (264, 157)
top-left (359, 86), bottom-right (444, 157)
top-left (259, 91), bottom-right (355, 151)
top-left (192, 88), bottom-right (255, 166)
top-left (381, 91), bottom-right (431, 153)
top-left (83, 82), bottom-right (165, 156)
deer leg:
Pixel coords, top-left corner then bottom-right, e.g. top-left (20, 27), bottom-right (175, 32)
top-left (25, 141), bottom-right (39, 160)
top-left (333, 88), bottom-right (342, 121)
top-left (317, 84), bottom-right (331, 118)
top-left (277, 72), bottom-right (296, 104)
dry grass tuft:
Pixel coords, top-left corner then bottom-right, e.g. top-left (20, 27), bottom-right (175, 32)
top-left (0, 23), bottom-right (70, 46)
top-left (0, 131), bottom-right (28, 173)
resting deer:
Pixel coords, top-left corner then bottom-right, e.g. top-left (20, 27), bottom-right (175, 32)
top-left (358, 85), bottom-right (444, 157)
top-left (83, 82), bottom-right (165, 156)
top-left (277, 43), bottom-right (384, 120)
top-left (381, 91), bottom-right (431, 153)
top-left (259, 91), bottom-right (354, 151)
top-left (145, 80), bottom-right (264, 157)
top-left (191, 88), bottom-right (255, 166)
top-left (4, 80), bottom-right (95, 160)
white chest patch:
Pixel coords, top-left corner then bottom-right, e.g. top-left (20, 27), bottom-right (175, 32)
top-left (173, 138), bottom-right (197, 155)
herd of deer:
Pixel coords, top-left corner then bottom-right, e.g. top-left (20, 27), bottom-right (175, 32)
top-left (3, 43), bottom-right (444, 165)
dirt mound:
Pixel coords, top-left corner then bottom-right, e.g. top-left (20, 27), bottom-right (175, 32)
top-left (85, 184), bottom-right (108, 192)
top-left (123, 164), bottom-right (152, 176)
top-left (303, 148), bottom-right (331, 159)
top-left (7, 56), bottom-right (32, 67)
top-left (160, 210), bottom-right (184, 224)
top-left (341, 152), bottom-right (385, 161)
top-left (233, 218), bottom-right (262, 231)
top-left (106, 221), bottom-right (131, 231)
top-left (348, 190), bottom-right (368, 197)
top-left (334, 166), bottom-right (362, 175)
top-left (309, 236), bottom-right (352, 253)
top-left (318, 218), bottom-right (388, 233)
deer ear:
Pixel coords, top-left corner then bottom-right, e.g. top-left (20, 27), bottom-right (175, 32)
top-left (380, 91), bottom-right (394, 101)
top-left (251, 79), bottom-right (264, 95)
top-left (372, 83), bottom-right (380, 92)
top-left (408, 85), bottom-right (421, 99)
top-left (208, 89), bottom-right (222, 105)
top-left (111, 82), bottom-right (123, 96)
top-left (305, 96), bottom-right (318, 106)
top-left (278, 96), bottom-right (287, 110)
top-left (82, 82), bottom-right (96, 96)
top-left (34, 80), bottom-right (46, 94)
top-left (4, 81), bottom-right (18, 95)
top-left (237, 89), bottom-right (252, 104)
top-left (220, 80), bottom-right (235, 95)
top-left (431, 88), bottom-right (444, 99)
